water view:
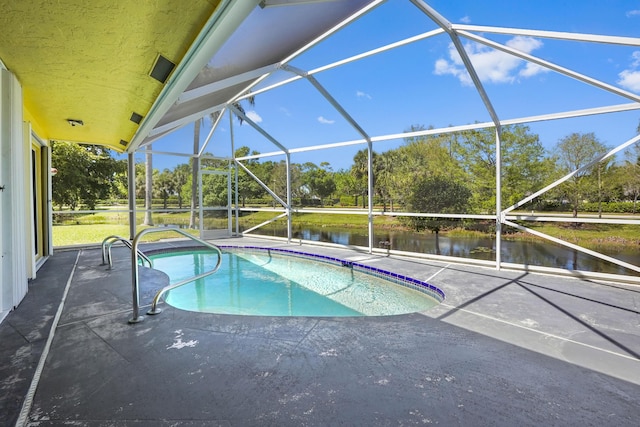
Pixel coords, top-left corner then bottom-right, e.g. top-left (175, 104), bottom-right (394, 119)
top-left (246, 225), bottom-right (638, 276)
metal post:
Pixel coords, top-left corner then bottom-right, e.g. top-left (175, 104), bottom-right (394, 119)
top-left (230, 111), bottom-right (239, 236)
top-left (367, 140), bottom-right (374, 253)
top-left (227, 161), bottom-right (232, 235)
top-left (129, 233), bottom-right (143, 323)
top-left (495, 126), bottom-right (502, 270)
top-left (198, 167), bottom-right (204, 238)
top-left (286, 152), bottom-right (292, 243)
top-left (127, 152), bottom-right (136, 240)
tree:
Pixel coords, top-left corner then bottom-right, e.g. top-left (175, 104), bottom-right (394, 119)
top-left (453, 124), bottom-right (549, 213)
top-left (270, 160), bottom-right (302, 206)
top-left (51, 141), bottom-right (124, 210)
top-left (51, 142), bottom-right (86, 209)
top-left (393, 126), bottom-right (466, 210)
top-left (302, 162), bottom-right (336, 206)
top-left (554, 132), bottom-right (609, 217)
top-left (112, 168), bottom-right (129, 201)
top-left (156, 169), bottom-right (175, 209)
top-left (351, 149), bottom-right (376, 208)
top-left (374, 151), bottom-right (396, 212)
top-left (500, 125), bottom-right (556, 208)
top-left (404, 175), bottom-right (472, 233)
top-left (172, 163), bottom-right (191, 209)
top-left (202, 172), bottom-right (229, 207)
top-left (334, 169), bottom-right (358, 206)
top-left (235, 146), bottom-right (265, 207)
top-left (620, 143), bottom-right (640, 212)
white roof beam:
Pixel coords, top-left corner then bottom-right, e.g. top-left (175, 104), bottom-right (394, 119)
top-left (147, 102), bottom-right (227, 138)
top-left (504, 133), bottom-right (640, 213)
top-left (236, 160), bottom-right (287, 207)
top-left (310, 28), bottom-right (445, 74)
top-left (260, 0), bottom-right (343, 8)
top-left (241, 27), bottom-right (445, 101)
top-left (138, 122), bottom-right (191, 148)
top-left (177, 63), bottom-right (280, 105)
top-left (199, 107), bottom-right (228, 157)
top-left (500, 102), bottom-right (640, 125)
top-left (228, 104), bottom-right (289, 153)
top-left (460, 30), bottom-right (640, 104)
top-left (410, 0), bottom-right (502, 128)
top-left (503, 219), bottom-right (640, 274)
top-left (453, 24), bottom-right (640, 46)
top-left (282, 64), bottom-right (371, 141)
top-left (235, 101), bottom-right (640, 161)
top-left (128, 0), bottom-right (259, 152)
top-left (280, 0), bottom-right (386, 65)
top-left (229, 1), bottom-right (386, 111)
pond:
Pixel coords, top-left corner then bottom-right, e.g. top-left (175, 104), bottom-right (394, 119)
top-left (245, 225), bottom-right (638, 276)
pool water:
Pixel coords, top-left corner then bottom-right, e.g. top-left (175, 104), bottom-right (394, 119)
top-left (150, 249), bottom-right (441, 317)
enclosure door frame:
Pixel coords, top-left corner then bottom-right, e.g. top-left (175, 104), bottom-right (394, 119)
top-left (198, 168), bottom-right (232, 239)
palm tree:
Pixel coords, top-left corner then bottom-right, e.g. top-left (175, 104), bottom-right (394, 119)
top-left (351, 149), bottom-right (376, 208)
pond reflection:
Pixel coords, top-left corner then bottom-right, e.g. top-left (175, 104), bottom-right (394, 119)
top-left (244, 225), bottom-right (638, 276)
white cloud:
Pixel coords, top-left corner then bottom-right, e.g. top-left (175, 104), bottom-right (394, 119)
top-left (506, 36), bottom-right (543, 52)
top-left (245, 110), bottom-right (262, 123)
top-left (519, 62), bottom-right (546, 78)
top-left (318, 116), bottom-right (335, 124)
top-left (618, 51), bottom-right (640, 93)
top-left (434, 36), bottom-right (547, 86)
top-left (618, 70), bottom-right (640, 92)
top-left (626, 9), bottom-right (640, 17)
top-left (459, 15), bottom-right (471, 24)
top-left (356, 90), bottom-right (372, 99)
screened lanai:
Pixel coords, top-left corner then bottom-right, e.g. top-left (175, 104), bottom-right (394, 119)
top-left (122, 0), bottom-right (640, 283)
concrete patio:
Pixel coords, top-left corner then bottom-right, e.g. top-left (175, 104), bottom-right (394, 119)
top-left (1, 236), bottom-right (639, 426)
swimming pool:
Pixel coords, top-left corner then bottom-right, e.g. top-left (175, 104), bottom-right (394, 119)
top-left (149, 246), bottom-right (443, 317)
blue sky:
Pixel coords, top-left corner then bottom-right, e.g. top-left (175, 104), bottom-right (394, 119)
top-left (140, 0), bottom-right (640, 172)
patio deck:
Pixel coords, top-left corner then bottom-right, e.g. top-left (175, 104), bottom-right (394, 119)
top-left (1, 236), bottom-right (639, 426)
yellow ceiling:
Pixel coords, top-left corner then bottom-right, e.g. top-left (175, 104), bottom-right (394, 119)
top-left (0, 0), bottom-right (221, 152)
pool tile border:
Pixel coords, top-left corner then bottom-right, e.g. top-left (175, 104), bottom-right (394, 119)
top-left (152, 245), bottom-right (444, 302)
top-left (145, 245), bottom-right (445, 302)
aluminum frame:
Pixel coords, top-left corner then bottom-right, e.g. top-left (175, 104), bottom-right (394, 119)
top-left (132, 0), bottom-right (640, 281)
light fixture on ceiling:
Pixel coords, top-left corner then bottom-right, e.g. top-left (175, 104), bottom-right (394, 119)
top-left (67, 118), bottom-right (84, 127)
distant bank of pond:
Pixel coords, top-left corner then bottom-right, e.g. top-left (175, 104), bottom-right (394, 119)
top-left (246, 225), bottom-right (638, 276)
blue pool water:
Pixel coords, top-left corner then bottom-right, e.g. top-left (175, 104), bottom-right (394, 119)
top-left (149, 248), bottom-right (442, 317)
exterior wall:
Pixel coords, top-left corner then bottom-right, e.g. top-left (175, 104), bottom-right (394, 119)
top-left (0, 68), bottom-right (29, 319)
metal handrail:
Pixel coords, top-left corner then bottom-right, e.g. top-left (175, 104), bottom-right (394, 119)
top-left (100, 235), bottom-right (153, 269)
top-left (128, 228), bottom-right (223, 324)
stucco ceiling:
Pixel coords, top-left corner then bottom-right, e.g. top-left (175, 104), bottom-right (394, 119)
top-left (0, 0), bottom-right (221, 152)
top-left (0, 0), bottom-right (379, 153)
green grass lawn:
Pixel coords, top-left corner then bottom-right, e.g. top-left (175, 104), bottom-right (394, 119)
top-left (512, 222), bottom-right (640, 249)
top-left (52, 207), bottom-right (639, 250)
top-left (52, 224), bottom-right (202, 247)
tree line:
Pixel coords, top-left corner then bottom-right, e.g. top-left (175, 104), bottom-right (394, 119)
top-left (51, 122), bottom-right (640, 224)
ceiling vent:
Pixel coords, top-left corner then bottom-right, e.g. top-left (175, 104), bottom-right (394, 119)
top-left (130, 112), bottom-right (143, 124)
top-left (119, 140), bottom-right (128, 147)
top-left (150, 54), bottom-right (175, 84)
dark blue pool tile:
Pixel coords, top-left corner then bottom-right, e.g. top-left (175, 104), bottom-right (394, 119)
top-left (202, 244), bottom-right (445, 302)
